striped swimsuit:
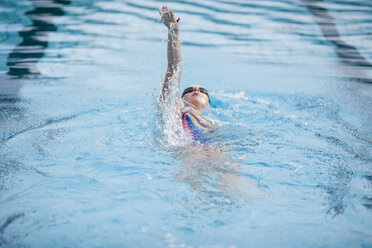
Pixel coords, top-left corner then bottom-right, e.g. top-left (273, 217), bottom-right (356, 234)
top-left (181, 106), bottom-right (214, 143)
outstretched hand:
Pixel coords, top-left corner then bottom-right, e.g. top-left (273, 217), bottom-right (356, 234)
top-left (159, 6), bottom-right (179, 30)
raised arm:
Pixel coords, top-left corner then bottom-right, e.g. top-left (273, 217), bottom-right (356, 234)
top-left (159, 6), bottom-right (183, 106)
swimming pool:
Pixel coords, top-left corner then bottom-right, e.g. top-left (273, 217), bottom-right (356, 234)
top-left (0, 0), bottom-right (371, 247)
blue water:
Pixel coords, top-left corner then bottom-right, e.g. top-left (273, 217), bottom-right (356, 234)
top-left (0, 0), bottom-right (371, 247)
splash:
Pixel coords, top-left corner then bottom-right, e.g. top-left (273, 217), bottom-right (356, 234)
top-left (147, 84), bottom-right (263, 199)
top-left (150, 65), bottom-right (192, 149)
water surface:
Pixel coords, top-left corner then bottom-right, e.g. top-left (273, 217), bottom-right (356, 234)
top-left (0, 0), bottom-right (371, 247)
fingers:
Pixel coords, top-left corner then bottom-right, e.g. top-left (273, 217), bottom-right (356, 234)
top-left (159, 5), bottom-right (179, 29)
top-left (159, 6), bottom-right (175, 20)
top-left (159, 5), bottom-right (168, 16)
top-left (170, 9), bottom-right (174, 20)
top-left (158, 6), bottom-right (164, 16)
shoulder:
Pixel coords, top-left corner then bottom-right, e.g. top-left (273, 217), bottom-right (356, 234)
top-left (177, 97), bottom-right (184, 109)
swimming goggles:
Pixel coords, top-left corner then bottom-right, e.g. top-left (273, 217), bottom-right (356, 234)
top-left (181, 86), bottom-right (209, 98)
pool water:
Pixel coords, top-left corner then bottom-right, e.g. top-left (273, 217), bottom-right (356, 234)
top-left (0, 0), bottom-right (371, 247)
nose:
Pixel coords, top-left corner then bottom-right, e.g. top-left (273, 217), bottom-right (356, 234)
top-left (192, 87), bottom-right (200, 92)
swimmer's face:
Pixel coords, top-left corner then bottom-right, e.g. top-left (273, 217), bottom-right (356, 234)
top-left (182, 87), bottom-right (210, 110)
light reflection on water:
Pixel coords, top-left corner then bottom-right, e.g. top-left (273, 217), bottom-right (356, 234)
top-left (0, 0), bottom-right (371, 247)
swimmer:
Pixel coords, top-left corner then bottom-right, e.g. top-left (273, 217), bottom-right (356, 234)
top-left (159, 6), bottom-right (262, 197)
top-left (159, 6), bottom-right (215, 143)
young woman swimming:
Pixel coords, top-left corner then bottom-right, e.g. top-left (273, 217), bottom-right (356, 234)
top-left (159, 6), bottom-right (215, 143)
top-left (158, 6), bottom-right (261, 197)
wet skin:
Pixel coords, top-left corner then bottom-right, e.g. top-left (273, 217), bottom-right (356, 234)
top-left (182, 87), bottom-right (209, 112)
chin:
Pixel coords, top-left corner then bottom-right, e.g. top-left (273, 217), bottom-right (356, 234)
top-left (190, 100), bottom-right (203, 106)
top-left (186, 97), bottom-right (208, 108)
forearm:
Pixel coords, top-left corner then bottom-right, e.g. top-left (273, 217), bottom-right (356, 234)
top-left (167, 28), bottom-right (182, 68)
top-left (161, 27), bottom-right (182, 102)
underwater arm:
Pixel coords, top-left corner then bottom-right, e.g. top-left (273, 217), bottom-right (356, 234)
top-left (159, 6), bottom-right (183, 107)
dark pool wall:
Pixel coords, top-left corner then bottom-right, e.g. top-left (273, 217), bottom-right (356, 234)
top-left (6, 0), bottom-right (70, 77)
top-left (302, 0), bottom-right (372, 84)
